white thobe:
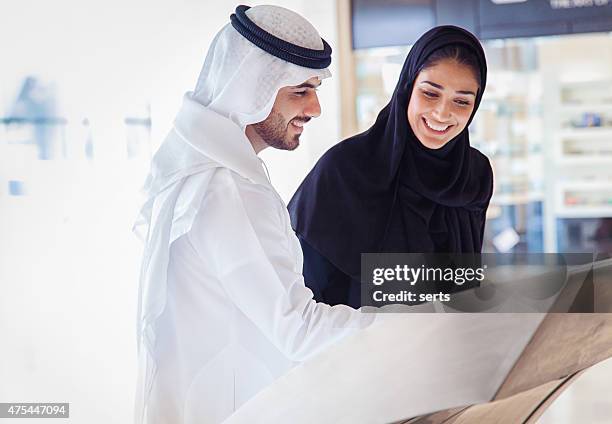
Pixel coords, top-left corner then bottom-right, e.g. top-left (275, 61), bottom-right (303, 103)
top-left (138, 95), bottom-right (374, 424)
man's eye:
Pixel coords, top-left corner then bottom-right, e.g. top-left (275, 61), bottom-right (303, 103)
top-left (294, 90), bottom-right (307, 96)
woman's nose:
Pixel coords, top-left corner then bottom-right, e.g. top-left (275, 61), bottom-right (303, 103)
top-left (432, 101), bottom-right (451, 121)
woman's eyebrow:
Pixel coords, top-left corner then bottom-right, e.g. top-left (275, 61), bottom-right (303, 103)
top-left (421, 80), bottom-right (476, 97)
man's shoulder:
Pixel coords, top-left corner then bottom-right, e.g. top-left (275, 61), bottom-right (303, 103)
top-left (202, 166), bottom-right (278, 208)
top-left (192, 166), bottom-right (284, 236)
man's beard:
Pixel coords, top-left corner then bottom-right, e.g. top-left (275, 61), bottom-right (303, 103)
top-left (251, 110), bottom-right (308, 151)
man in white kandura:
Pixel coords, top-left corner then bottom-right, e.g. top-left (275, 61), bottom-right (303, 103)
top-left (133, 5), bottom-right (374, 423)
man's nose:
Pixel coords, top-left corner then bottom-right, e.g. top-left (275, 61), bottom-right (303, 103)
top-left (304, 92), bottom-right (321, 118)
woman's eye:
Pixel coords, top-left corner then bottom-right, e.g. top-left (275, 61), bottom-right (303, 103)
top-left (454, 99), bottom-right (471, 106)
top-left (422, 91), bottom-right (438, 98)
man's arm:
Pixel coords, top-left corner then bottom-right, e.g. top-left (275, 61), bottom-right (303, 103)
top-left (188, 170), bottom-right (374, 362)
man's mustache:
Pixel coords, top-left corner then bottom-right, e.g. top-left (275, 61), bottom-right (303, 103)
top-left (290, 116), bottom-right (311, 124)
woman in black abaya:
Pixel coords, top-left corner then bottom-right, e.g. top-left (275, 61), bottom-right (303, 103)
top-left (288, 26), bottom-right (493, 308)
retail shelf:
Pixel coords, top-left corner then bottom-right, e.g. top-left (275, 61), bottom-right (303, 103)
top-left (492, 192), bottom-right (543, 205)
top-left (560, 103), bottom-right (612, 113)
top-left (556, 207), bottom-right (612, 218)
top-left (558, 181), bottom-right (612, 190)
top-left (557, 156), bottom-right (612, 165)
top-left (558, 128), bottom-right (612, 138)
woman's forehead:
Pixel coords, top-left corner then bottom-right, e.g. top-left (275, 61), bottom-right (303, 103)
top-left (415, 60), bottom-right (479, 90)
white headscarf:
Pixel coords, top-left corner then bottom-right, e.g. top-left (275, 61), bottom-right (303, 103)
top-left (133, 5), bottom-right (331, 422)
top-left (193, 5), bottom-right (331, 128)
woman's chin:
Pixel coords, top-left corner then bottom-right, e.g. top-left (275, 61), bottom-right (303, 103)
top-left (418, 136), bottom-right (450, 150)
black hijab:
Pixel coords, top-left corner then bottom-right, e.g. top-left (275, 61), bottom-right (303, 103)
top-left (288, 26), bottom-right (493, 281)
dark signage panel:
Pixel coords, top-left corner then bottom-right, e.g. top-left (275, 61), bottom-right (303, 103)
top-left (573, 16), bottom-right (612, 33)
top-left (352, 0), bottom-right (612, 48)
top-left (479, 21), bottom-right (570, 40)
top-left (435, 0), bottom-right (478, 33)
top-left (478, 0), bottom-right (612, 39)
top-left (479, 0), bottom-right (612, 26)
top-left (352, 0), bottom-right (435, 49)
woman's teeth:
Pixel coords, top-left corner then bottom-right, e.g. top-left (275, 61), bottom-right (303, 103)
top-left (424, 118), bottom-right (450, 132)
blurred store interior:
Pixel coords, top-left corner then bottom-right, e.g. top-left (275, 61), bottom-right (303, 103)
top-left (0, 0), bottom-right (611, 423)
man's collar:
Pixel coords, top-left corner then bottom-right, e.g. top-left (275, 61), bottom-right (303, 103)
top-left (173, 93), bottom-right (270, 187)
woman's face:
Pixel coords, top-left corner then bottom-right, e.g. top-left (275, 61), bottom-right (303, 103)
top-left (407, 59), bottom-right (479, 150)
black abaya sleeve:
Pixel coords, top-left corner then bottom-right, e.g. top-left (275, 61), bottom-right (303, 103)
top-left (298, 235), bottom-right (361, 308)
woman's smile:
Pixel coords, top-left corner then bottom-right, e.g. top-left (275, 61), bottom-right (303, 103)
top-left (422, 117), bottom-right (453, 134)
